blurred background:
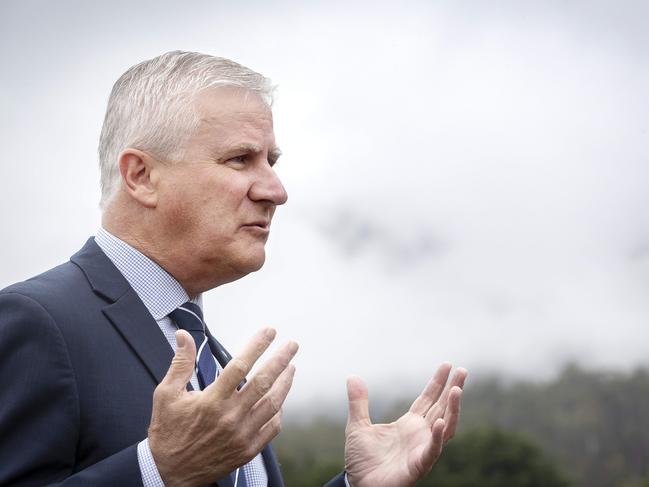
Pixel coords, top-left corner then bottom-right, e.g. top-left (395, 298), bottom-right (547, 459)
top-left (1, 1), bottom-right (648, 485)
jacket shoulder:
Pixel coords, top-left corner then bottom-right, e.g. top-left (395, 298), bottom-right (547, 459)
top-left (1, 259), bottom-right (92, 307)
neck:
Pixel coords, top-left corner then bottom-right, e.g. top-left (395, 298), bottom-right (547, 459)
top-left (102, 201), bottom-right (235, 296)
top-left (102, 201), bottom-right (186, 290)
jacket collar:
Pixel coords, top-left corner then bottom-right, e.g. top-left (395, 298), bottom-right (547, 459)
top-left (70, 237), bottom-right (133, 303)
top-left (70, 237), bottom-right (174, 385)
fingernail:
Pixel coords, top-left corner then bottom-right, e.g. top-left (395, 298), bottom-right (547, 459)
top-left (176, 332), bottom-right (185, 349)
top-left (287, 341), bottom-right (299, 354)
top-left (265, 328), bottom-right (277, 340)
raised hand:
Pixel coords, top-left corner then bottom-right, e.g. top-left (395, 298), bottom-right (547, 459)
top-left (148, 328), bottom-right (298, 487)
top-left (344, 363), bottom-right (467, 487)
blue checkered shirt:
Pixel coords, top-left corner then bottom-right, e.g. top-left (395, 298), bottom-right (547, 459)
top-left (95, 228), bottom-right (268, 487)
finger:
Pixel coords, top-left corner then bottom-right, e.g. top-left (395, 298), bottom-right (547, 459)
top-left (409, 362), bottom-right (452, 416)
top-left (239, 340), bottom-right (299, 410)
top-left (248, 363), bottom-right (296, 430)
top-left (346, 376), bottom-right (371, 429)
top-left (454, 367), bottom-right (468, 389)
top-left (442, 386), bottom-right (462, 443)
top-left (256, 407), bottom-right (284, 451)
top-left (208, 327), bottom-right (276, 396)
top-left (235, 407), bottom-right (286, 467)
top-left (426, 367), bottom-right (468, 423)
top-left (421, 417), bottom-right (446, 470)
top-left (158, 330), bottom-right (196, 395)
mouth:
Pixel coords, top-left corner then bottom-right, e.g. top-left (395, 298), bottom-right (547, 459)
top-left (241, 221), bottom-right (270, 233)
top-left (243, 220), bottom-right (269, 229)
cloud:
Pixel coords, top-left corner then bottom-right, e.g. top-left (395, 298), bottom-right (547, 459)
top-left (1, 0), bottom-right (648, 407)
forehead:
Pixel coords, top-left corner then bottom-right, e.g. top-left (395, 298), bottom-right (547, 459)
top-left (190, 86), bottom-right (275, 154)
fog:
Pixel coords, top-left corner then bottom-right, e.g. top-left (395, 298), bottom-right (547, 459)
top-left (1, 0), bottom-right (648, 415)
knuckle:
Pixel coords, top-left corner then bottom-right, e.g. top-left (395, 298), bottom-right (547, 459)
top-left (228, 358), bottom-right (250, 376)
top-left (252, 337), bottom-right (270, 357)
top-left (269, 396), bottom-right (281, 415)
top-left (258, 394), bottom-right (281, 416)
top-left (153, 384), bottom-right (164, 399)
top-left (170, 352), bottom-right (194, 371)
top-left (256, 339), bottom-right (270, 354)
top-left (245, 444), bottom-right (259, 461)
top-left (196, 396), bottom-right (213, 416)
top-left (271, 413), bottom-right (282, 435)
top-left (153, 384), bottom-right (169, 403)
top-left (253, 375), bottom-right (273, 396)
top-left (276, 353), bottom-right (291, 369)
top-left (219, 414), bottom-right (238, 433)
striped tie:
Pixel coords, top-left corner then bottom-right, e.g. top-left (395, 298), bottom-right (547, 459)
top-left (169, 302), bottom-right (218, 389)
top-left (169, 302), bottom-right (249, 487)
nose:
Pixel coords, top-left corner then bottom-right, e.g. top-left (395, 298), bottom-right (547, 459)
top-left (249, 163), bottom-right (288, 206)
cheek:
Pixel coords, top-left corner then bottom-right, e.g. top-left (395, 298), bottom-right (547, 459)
top-left (161, 191), bottom-right (195, 233)
top-left (160, 169), bottom-right (250, 236)
top-left (158, 171), bottom-right (196, 225)
top-left (195, 191), bottom-right (244, 240)
top-left (204, 178), bottom-right (250, 217)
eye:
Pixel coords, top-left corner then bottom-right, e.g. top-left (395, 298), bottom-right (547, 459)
top-left (226, 155), bottom-right (247, 167)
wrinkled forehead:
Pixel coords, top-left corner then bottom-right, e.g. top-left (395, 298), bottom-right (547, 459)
top-left (186, 85), bottom-right (277, 157)
top-left (194, 85), bottom-right (273, 126)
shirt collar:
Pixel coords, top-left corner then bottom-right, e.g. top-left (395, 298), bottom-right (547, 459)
top-left (94, 228), bottom-right (201, 320)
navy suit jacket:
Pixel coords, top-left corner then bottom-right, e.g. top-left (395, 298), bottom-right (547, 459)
top-left (0, 239), bottom-right (348, 486)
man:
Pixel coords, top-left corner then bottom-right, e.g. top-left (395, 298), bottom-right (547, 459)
top-left (0, 51), bottom-right (466, 486)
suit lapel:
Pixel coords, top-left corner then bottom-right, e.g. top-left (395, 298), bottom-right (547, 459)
top-left (102, 289), bottom-right (175, 385)
top-left (71, 238), bottom-right (174, 386)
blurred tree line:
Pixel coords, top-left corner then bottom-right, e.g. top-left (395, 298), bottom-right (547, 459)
top-left (274, 365), bottom-right (649, 486)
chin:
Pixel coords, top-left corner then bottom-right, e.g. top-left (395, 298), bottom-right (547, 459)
top-left (246, 251), bottom-right (267, 273)
top-left (217, 244), bottom-right (267, 283)
top-left (233, 248), bottom-right (267, 276)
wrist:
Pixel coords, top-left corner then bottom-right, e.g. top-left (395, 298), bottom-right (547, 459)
top-left (147, 437), bottom-right (189, 487)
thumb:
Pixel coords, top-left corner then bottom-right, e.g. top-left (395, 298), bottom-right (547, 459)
top-left (160, 330), bottom-right (196, 393)
top-left (346, 375), bottom-right (371, 429)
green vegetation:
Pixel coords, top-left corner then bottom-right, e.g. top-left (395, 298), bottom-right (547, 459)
top-left (275, 365), bottom-right (649, 486)
top-left (422, 428), bottom-right (570, 487)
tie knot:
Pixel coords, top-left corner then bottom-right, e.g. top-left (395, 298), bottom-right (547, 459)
top-left (169, 302), bottom-right (205, 333)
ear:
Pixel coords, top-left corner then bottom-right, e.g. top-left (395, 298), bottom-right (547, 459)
top-left (118, 148), bottom-right (160, 208)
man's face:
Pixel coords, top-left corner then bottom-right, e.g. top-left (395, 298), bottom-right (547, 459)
top-left (154, 86), bottom-right (287, 293)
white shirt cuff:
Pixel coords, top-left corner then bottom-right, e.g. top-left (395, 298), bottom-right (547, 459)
top-left (344, 472), bottom-right (351, 487)
top-left (137, 438), bottom-right (166, 487)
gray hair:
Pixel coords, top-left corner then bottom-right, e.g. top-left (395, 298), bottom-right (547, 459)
top-left (98, 50), bottom-right (274, 208)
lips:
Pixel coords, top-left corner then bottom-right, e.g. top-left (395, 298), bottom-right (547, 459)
top-left (242, 220), bottom-right (269, 229)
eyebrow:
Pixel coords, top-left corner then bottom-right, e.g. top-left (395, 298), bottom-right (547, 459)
top-left (224, 143), bottom-right (282, 163)
top-left (269, 147), bottom-right (282, 163)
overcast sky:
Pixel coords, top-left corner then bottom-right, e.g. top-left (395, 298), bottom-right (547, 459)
top-left (1, 0), bottom-right (648, 414)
